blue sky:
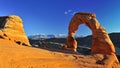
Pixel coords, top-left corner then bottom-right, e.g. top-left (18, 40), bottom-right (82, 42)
top-left (0, 0), bottom-right (120, 36)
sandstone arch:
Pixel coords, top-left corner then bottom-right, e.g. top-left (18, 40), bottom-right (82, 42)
top-left (62, 12), bottom-right (119, 66)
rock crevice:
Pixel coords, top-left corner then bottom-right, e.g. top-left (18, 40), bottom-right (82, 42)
top-left (0, 15), bottom-right (30, 46)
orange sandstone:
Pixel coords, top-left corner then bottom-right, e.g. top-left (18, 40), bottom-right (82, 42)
top-left (0, 15), bottom-right (30, 46)
top-left (63, 12), bottom-right (119, 67)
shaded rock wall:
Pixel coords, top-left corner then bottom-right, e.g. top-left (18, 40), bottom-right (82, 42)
top-left (0, 15), bottom-right (30, 46)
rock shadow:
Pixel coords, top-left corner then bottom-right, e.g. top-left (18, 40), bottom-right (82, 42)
top-left (30, 41), bottom-right (91, 55)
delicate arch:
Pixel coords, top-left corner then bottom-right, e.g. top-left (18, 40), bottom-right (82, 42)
top-left (66, 12), bottom-right (115, 54)
top-left (62, 12), bottom-right (119, 65)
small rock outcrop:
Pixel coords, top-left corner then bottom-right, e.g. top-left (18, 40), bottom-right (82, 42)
top-left (0, 15), bottom-right (30, 46)
top-left (62, 12), bottom-right (120, 67)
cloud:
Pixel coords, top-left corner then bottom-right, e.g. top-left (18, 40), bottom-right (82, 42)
top-left (64, 9), bottom-right (79, 16)
top-left (68, 10), bottom-right (72, 12)
top-left (64, 11), bottom-right (68, 14)
top-left (71, 11), bottom-right (78, 15)
top-left (64, 9), bottom-right (72, 15)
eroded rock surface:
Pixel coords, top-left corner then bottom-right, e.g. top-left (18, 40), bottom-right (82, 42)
top-left (0, 15), bottom-right (30, 46)
top-left (63, 12), bottom-right (120, 67)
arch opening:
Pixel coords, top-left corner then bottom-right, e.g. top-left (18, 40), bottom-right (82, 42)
top-left (74, 24), bottom-right (92, 55)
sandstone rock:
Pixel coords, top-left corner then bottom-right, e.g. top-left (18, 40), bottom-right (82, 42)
top-left (0, 15), bottom-right (30, 46)
top-left (64, 12), bottom-right (119, 67)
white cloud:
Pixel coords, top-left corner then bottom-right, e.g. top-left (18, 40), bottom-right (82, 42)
top-left (68, 10), bottom-right (72, 12)
top-left (72, 11), bottom-right (77, 15)
top-left (64, 11), bottom-right (68, 14)
top-left (64, 9), bottom-right (72, 15)
top-left (64, 9), bottom-right (80, 16)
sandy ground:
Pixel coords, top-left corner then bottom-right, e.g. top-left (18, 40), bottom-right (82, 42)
top-left (0, 39), bottom-right (107, 68)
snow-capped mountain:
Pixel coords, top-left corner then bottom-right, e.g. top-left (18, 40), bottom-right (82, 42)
top-left (28, 34), bottom-right (67, 39)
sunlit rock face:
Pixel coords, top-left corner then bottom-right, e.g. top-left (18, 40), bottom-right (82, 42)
top-left (0, 15), bottom-right (30, 46)
top-left (64, 12), bottom-right (119, 67)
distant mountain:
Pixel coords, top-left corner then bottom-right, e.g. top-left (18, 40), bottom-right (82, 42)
top-left (29, 32), bottom-right (120, 55)
top-left (29, 33), bottom-right (120, 44)
top-left (28, 34), bottom-right (55, 39)
top-left (29, 33), bottom-right (120, 46)
top-left (76, 32), bottom-right (120, 48)
top-left (28, 34), bottom-right (85, 39)
top-left (28, 34), bottom-right (67, 39)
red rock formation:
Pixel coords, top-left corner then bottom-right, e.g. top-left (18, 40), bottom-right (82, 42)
top-left (0, 15), bottom-right (30, 46)
top-left (63, 12), bottom-right (119, 67)
top-left (62, 36), bottom-right (77, 52)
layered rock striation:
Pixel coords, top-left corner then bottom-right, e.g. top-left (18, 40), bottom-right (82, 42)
top-left (0, 15), bottom-right (30, 46)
